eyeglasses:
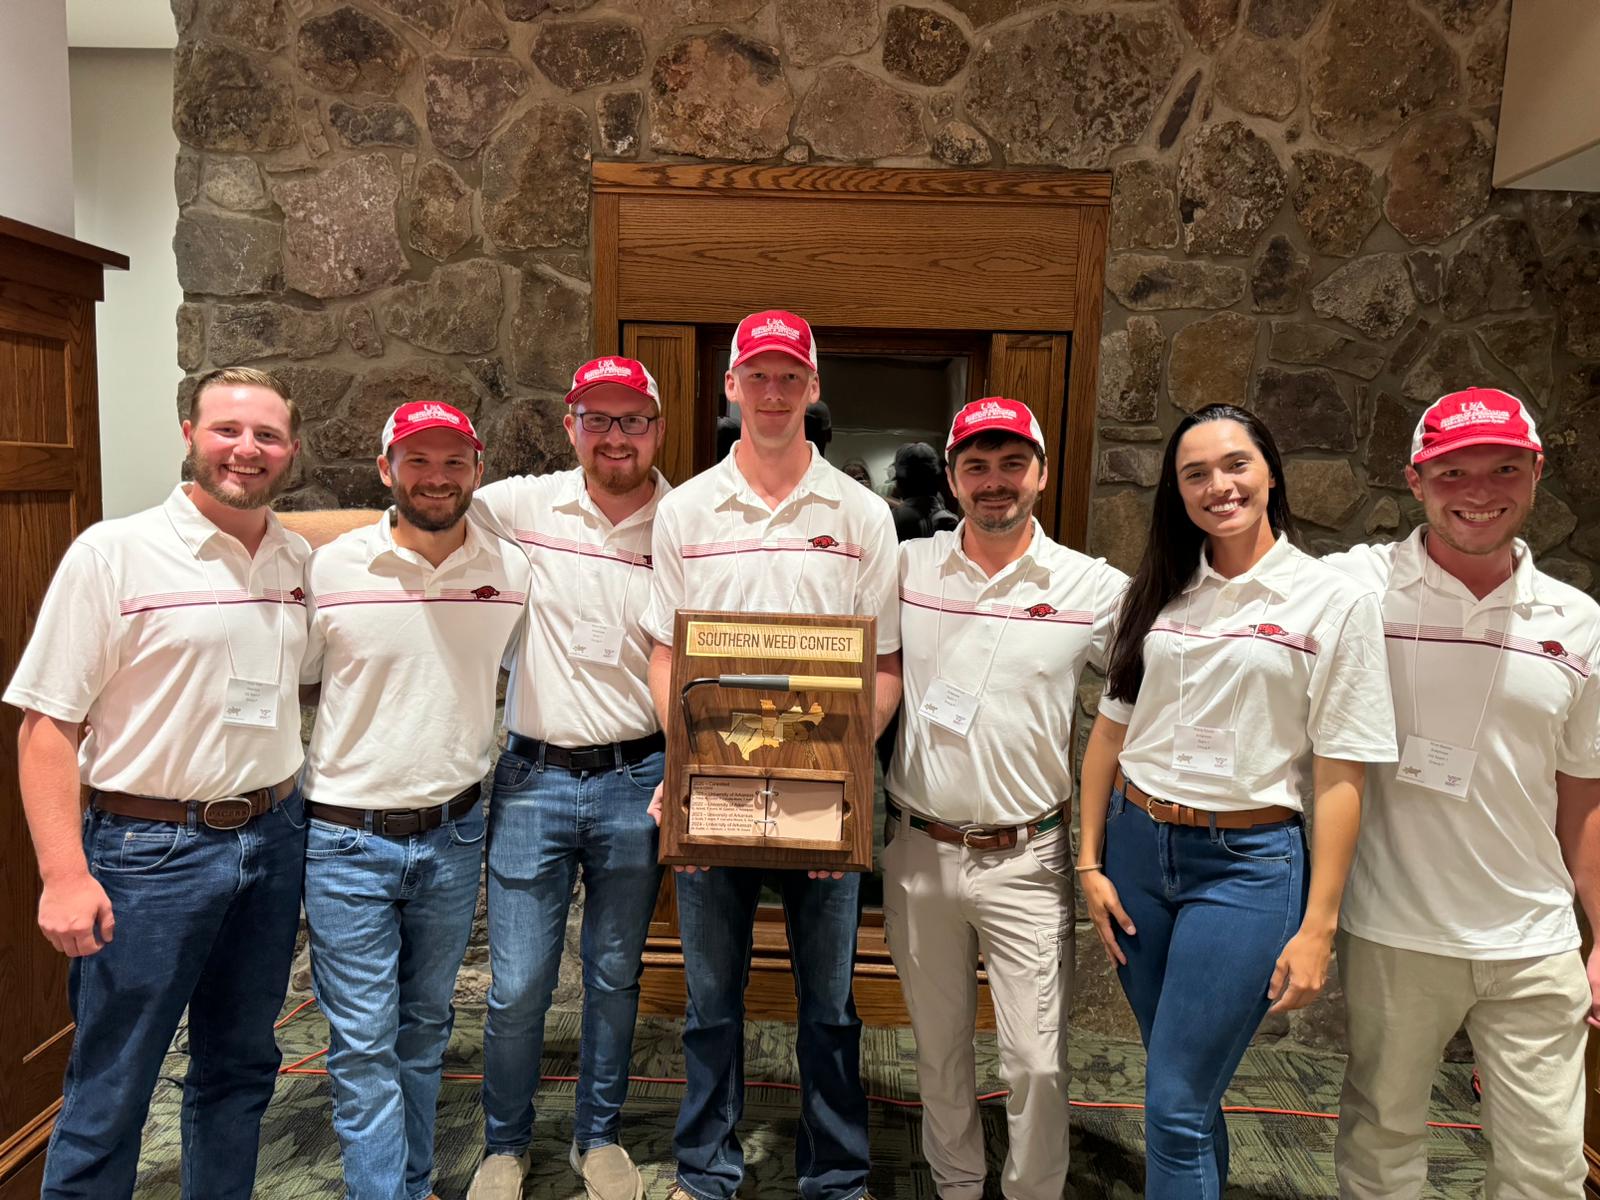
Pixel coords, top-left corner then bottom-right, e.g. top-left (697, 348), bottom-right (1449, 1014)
top-left (575, 412), bottom-right (659, 435)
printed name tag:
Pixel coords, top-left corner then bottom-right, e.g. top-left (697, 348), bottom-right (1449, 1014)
top-left (569, 620), bottom-right (625, 666)
top-left (919, 678), bottom-right (979, 738)
top-left (222, 677), bottom-right (279, 729)
top-left (1171, 724), bottom-right (1237, 778)
top-left (1396, 734), bottom-right (1477, 800)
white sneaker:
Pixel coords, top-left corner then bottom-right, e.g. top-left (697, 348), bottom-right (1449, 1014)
top-left (465, 1151), bottom-right (531, 1200)
top-left (570, 1141), bottom-right (646, 1200)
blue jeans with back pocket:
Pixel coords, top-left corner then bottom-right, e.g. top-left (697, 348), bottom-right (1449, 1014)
top-left (1104, 784), bottom-right (1309, 1200)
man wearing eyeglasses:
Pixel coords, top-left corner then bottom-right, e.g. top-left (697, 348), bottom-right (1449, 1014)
top-left (463, 356), bottom-right (672, 1200)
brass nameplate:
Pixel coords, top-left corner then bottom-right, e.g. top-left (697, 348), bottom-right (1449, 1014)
top-left (684, 621), bottom-right (864, 663)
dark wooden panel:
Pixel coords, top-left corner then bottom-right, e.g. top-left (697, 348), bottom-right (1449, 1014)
top-left (617, 197), bottom-right (1083, 332)
top-left (0, 331), bottom-right (69, 444)
top-left (1062, 206), bottom-right (1110, 553)
top-left (623, 323), bottom-right (697, 486)
top-left (593, 192), bottom-right (620, 355)
top-left (989, 334), bottom-right (1070, 539)
top-left (0, 1147), bottom-right (47, 1200)
top-left (596, 162), bottom-right (1112, 204)
top-left (0, 445), bottom-right (76, 492)
top-left (0, 493), bottom-right (76, 1144)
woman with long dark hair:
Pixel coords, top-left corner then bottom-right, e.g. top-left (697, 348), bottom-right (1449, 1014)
top-left (1075, 404), bottom-right (1397, 1199)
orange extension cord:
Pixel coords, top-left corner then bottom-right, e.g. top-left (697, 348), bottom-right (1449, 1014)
top-left (272, 997), bottom-right (1484, 1132)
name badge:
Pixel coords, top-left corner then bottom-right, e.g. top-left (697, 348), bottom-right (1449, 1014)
top-left (569, 619), bottom-right (625, 666)
top-left (1396, 734), bottom-right (1477, 800)
top-left (1171, 724), bottom-right (1237, 778)
top-left (222, 677), bottom-right (279, 729)
top-left (919, 678), bottom-right (979, 738)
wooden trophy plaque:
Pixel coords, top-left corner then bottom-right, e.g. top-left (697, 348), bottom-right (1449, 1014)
top-left (661, 610), bottom-right (876, 871)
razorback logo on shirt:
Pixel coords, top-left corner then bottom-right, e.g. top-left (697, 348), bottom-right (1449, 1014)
top-left (1541, 639), bottom-right (1566, 657)
top-left (1025, 603), bottom-right (1058, 618)
top-left (291, 587), bottom-right (306, 603)
top-left (472, 585), bottom-right (501, 600)
top-left (1254, 623), bottom-right (1284, 636)
top-left (809, 535), bottom-right (840, 549)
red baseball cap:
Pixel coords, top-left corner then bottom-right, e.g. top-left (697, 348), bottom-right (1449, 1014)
top-left (564, 356), bottom-right (661, 409)
top-left (381, 400), bottom-right (483, 454)
top-left (1410, 387), bottom-right (1542, 465)
top-left (728, 310), bottom-right (819, 372)
top-left (946, 397), bottom-right (1046, 457)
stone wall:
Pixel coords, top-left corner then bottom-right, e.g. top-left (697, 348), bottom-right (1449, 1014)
top-left (174, 0), bottom-right (1600, 1053)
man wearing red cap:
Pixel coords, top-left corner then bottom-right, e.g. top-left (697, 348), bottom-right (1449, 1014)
top-left (642, 310), bottom-right (901, 1200)
top-left (466, 356), bottom-right (670, 1200)
top-left (6, 367), bottom-right (309, 1198)
top-left (1325, 387), bottom-right (1600, 1198)
top-left (885, 398), bottom-right (1126, 1200)
top-left (299, 401), bottom-right (531, 1200)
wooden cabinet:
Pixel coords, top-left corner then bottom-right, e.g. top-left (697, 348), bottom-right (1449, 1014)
top-left (0, 215), bottom-right (124, 1192)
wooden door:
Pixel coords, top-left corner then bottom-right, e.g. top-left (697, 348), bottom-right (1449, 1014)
top-left (0, 217), bottom-right (121, 1189)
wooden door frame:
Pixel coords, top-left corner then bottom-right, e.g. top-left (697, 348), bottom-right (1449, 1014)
top-left (591, 164), bottom-right (1110, 1024)
top-left (591, 163), bottom-right (1110, 551)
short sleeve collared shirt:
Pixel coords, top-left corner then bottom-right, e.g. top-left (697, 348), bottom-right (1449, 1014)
top-left (1326, 529), bottom-right (1600, 959)
top-left (301, 512), bottom-right (531, 809)
top-left (643, 445), bottom-right (900, 652)
top-left (1098, 534), bottom-right (1397, 813)
top-left (475, 467), bottom-right (667, 747)
top-left (4, 485), bottom-right (311, 800)
top-left (887, 521), bottom-right (1127, 826)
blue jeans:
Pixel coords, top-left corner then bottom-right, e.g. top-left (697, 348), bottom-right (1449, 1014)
top-left (302, 797), bottom-right (486, 1200)
top-left (481, 746), bottom-right (663, 1154)
top-left (674, 867), bottom-right (869, 1200)
top-left (42, 788), bottom-right (307, 1200)
top-left (1104, 786), bottom-right (1308, 1200)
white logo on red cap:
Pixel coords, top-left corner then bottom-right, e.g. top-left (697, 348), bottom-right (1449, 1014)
top-left (749, 317), bottom-right (802, 342)
top-left (972, 399), bottom-right (1016, 422)
top-left (409, 403), bottom-right (462, 426)
top-left (582, 358), bottom-right (635, 383)
top-left (1440, 400), bottom-right (1510, 430)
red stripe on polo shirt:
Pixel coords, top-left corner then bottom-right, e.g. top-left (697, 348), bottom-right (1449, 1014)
top-left (119, 589), bottom-right (307, 616)
top-left (316, 587), bottom-right (528, 608)
top-left (1148, 620), bottom-right (1321, 656)
top-left (514, 529), bottom-right (652, 569)
top-left (1382, 621), bottom-right (1593, 678)
top-left (683, 537), bottom-right (864, 560)
top-left (900, 588), bottom-right (1094, 626)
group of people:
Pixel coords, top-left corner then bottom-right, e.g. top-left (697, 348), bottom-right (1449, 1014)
top-left (6, 304), bottom-right (1598, 1200)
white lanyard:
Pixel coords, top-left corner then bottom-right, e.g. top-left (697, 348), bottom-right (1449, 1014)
top-left (569, 504), bottom-right (640, 668)
top-left (1407, 556), bottom-right (1506, 754)
top-left (917, 557), bottom-right (1029, 738)
top-left (933, 561), bottom-right (1025, 698)
top-left (733, 492), bottom-right (817, 614)
top-left (170, 509), bottom-right (288, 687)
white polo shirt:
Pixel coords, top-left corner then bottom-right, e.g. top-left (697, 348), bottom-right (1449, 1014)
top-left (3, 485), bottom-right (310, 800)
top-left (475, 467), bottom-right (667, 748)
top-left (643, 444), bottom-right (900, 652)
top-left (887, 521), bottom-right (1126, 826)
top-left (1325, 529), bottom-right (1600, 959)
top-left (300, 511), bottom-right (531, 810)
top-left (1098, 534), bottom-right (1397, 812)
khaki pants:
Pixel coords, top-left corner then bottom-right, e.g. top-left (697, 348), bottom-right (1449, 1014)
top-left (1335, 931), bottom-right (1590, 1199)
top-left (882, 814), bottom-right (1075, 1200)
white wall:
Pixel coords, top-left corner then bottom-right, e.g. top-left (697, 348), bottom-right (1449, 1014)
top-left (0, 0), bottom-right (75, 235)
top-left (70, 47), bottom-right (183, 518)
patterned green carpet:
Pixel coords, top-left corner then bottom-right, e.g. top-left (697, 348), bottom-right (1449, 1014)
top-left (132, 1002), bottom-right (1486, 1198)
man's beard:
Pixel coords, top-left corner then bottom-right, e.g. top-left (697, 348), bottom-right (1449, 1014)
top-left (585, 447), bottom-right (651, 495)
top-left (186, 446), bottom-right (291, 510)
top-left (964, 489), bottom-right (1033, 534)
top-left (393, 479), bottom-right (472, 532)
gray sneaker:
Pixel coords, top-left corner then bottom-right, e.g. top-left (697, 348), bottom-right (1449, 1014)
top-left (570, 1142), bottom-right (646, 1200)
top-left (465, 1151), bottom-right (530, 1200)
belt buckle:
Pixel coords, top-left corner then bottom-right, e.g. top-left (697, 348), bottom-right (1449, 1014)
top-left (1145, 798), bottom-right (1177, 825)
top-left (201, 797), bottom-right (253, 830)
top-left (961, 825), bottom-right (990, 848)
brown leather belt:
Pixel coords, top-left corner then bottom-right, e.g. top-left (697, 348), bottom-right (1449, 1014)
top-left (306, 782), bottom-right (480, 837)
top-left (1113, 767), bottom-right (1296, 829)
top-left (91, 776), bottom-right (297, 831)
top-left (886, 799), bottom-right (1065, 851)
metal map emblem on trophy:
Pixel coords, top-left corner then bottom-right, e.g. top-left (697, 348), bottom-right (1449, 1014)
top-left (661, 610), bottom-right (876, 871)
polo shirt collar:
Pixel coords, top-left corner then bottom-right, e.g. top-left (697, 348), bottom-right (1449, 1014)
top-left (164, 483), bottom-right (292, 561)
top-left (554, 465), bottom-right (671, 534)
top-left (1182, 530), bottom-right (1297, 598)
top-left (1390, 526), bottom-right (1551, 607)
top-left (940, 518), bottom-right (1052, 586)
top-left (364, 507), bottom-right (491, 569)
top-left (713, 442), bottom-right (842, 512)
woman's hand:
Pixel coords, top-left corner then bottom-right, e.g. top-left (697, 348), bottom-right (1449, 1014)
top-left (1267, 927), bottom-right (1334, 1013)
top-left (1081, 868), bottom-right (1136, 966)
